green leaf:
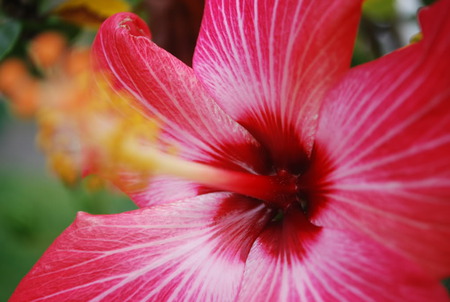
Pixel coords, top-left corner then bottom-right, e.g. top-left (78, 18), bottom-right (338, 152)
top-left (363, 0), bottom-right (396, 22)
top-left (0, 15), bottom-right (22, 60)
top-left (124, 0), bottom-right (143, 7)
top-left (39, 0), bottom-right (67, 14)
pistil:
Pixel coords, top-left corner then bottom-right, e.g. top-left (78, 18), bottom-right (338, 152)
top-left (117, 137), bottom-right (298, 208)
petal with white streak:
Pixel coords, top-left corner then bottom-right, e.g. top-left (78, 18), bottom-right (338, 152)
top-left (10, 193), bottom-right (272, 301)
top-left (117, 175), bottom-right (214, 207)
top-left (305, 0), bottom-right (450, 278)
top-left (92, 12), bottom-right (270, 175)
top-left (194, 0), bottom-right (362, 171)
top-left (237, 210), bottom-right (449, 302)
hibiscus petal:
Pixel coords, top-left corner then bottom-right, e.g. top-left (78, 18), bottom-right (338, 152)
top-left (116, 174), bottom-right (215, 207)
top-left (305, 0), bottom-right (450, 277)
top-left (10, 193), bottom-right (272, 301)
top-left (92, 12), bottom-right (271, 206)
top-left (237, 210), bottom-right (449, 301)
top-left (194, 0), bottom-right (362, 171)
top-left (92, 13), bottom-right (270, 169)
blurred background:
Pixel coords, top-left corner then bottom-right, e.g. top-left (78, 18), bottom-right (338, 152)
top-left (0, 0), bottom-right (447, 300)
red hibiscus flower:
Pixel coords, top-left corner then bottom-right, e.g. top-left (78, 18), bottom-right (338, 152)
top-left (11, 0), bottom-right (450, 301)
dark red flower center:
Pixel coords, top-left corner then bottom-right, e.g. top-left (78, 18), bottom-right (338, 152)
top-left (261, 168), bottom-right (303, 211)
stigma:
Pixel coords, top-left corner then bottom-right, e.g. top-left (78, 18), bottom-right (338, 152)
top-left (93, 118), bottom-right (301, 210)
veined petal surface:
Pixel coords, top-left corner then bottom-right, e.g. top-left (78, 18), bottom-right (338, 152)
top-left (93, 12), bottom-right (269, 174)
top-left (305, 0), bottom-right (450, 278)
top-left (237, 210), bottom-right (449, 302)
top-left (10, 193), bottom-right (272, 301)
top-left (194, 0), bottom-right (362, 171)
top-left (92, 12), bottom-right (272, 206)
top-left (116, 174), bottom-right (214, 207)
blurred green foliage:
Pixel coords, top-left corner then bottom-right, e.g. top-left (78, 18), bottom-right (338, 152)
top-left (0, 172), bottom-right (137, 300)
top-left (39, 0), bottom-right (67, 13)
top-left (0, 13), bottom-right (22, 60)
top-left (0, 97), bottom-right (8, 129)
top-left (363, 0), bottom-right (396, 22)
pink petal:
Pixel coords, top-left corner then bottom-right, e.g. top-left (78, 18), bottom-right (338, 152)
top-left (194, 0), bottom-right (362, 171)
top-left (237, 210), bottom-right (449, 301)
top-left (304, 0), bottom-right (450, 278)
top-left (93, 12), bottom-right (268, 173)
top-left (116, 174), bottom-right (215, 207)
top-left (10, 193), bottom-right (272, 301)
top-left (92, 12), bottom-right (272, 207)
